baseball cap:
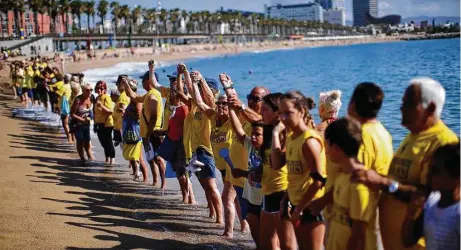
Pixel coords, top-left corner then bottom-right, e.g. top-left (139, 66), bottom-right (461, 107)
top-left (139, 71), bottom-right (159, 82)
top-left (114, 74), bottom-right (129, 85)
top-left (167, 71), bottom-right (178, 79)
top-left (204, 78), bottom-right (219, 91)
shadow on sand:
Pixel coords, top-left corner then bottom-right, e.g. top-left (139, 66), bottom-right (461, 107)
top-left (7, 117), bottom-right (254, 249)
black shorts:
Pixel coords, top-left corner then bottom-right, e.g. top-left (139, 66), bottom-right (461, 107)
top-left (149, 133), bottom-right (164, 151)
top-left (263, 190), bottom-right (286, 213)
top-left (248, 202), bottom-right (262, 216)
top-left (219, 169), bottom-right (226, 179)
top-left (290, 205), bottom-right (324, 225)
top-left (36, 87), bottom-right (48, 103)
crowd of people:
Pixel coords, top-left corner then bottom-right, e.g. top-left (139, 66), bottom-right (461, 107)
top-left (8, 57), bottom-right (460, 250)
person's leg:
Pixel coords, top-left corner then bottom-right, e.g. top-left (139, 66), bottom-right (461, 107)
top-left (247, 204), bottom-right (261, 249)
top-left (222, 181), bottom-right (237, 237)
top-left (154, 156), bottom-right (167, 191)
top-left (259, 211), bottom-right (279, 250)
top-left (61, 115), bottom-right (71, 142)
top-left (139, 151), bottom-right (149, 183)
top-left (76, 140), bottom-right (85, 161)
top-left (105, 127), bottom-right (116, 164)
top-left (295, 221), bottom-right (325, 250)
top-left (276, 216), bottom-right (298, 250)
top-left (186, 173), bottom-right (196, 204)
top-left (234, 185), bottom-right (250, 233)
top-left (83, 126), bottom-right (94, 160)
top-left (198, 177), bottom-right (223, 224)
top-left (95, 126), bottom-right (107, 161)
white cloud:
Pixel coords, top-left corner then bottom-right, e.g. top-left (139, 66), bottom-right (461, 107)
top-left (379, 1), bottom-right (393, 10)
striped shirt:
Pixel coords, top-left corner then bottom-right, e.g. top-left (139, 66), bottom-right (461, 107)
top-left (424, 192), bottom-right (460, 250)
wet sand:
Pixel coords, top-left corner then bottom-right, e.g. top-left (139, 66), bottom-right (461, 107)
top-left (0, 95), bottom-right (253, 249)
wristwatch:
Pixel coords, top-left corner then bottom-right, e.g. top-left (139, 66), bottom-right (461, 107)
top-left (388, 180), bottom-right (400, 193)
top-left (238, 104), bottom-right (246, 112)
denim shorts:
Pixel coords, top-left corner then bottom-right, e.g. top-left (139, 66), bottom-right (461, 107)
top-left (194, 147), bottom-right (216, 179)
top-left (234, 185), bottom-right (249, 220)
top-left (74, 124), bottom-right (91, 143)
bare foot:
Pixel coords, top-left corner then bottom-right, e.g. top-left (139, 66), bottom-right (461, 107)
top-left (209, 213), bottom-right (216, 219)
top-left (241, 220), bottom-right (250, 233)
top-left (216, 218), bottom-right (224, 225)
top-left (221, 232), bottom-right (233, 238)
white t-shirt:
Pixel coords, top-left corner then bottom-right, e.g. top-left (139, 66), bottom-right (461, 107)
top-left (424, 191), bottom-right (460, 250)
top-left (242, 136), bottom-right (263, 206)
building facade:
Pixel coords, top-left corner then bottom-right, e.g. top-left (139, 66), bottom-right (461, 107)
top-left (331, 0), bottom-right (345, 10)
top-left (266, 3), bottom-right (324, 22)
top-left (315, 0), bottom-right (332, 10)
top-left (353, 0), bottom-right (378, 26)
top-left (0, 8), bottom-right (71, 38)
top-left (324, 9), bottom-right (346, 26)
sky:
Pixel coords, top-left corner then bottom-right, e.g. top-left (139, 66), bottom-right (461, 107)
top-left (116, 0), bottom-right (460, 20)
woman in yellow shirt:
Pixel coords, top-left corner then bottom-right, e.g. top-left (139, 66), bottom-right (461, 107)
top-left (277, 90), bottom-right (326, 250)
top-left (94, 81), bottom-right (116, 164)
top-left (255, 93), bottom-right (296, 250)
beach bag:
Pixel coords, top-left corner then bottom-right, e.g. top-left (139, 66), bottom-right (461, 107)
top-left (165, 161), bottom-right (177, 178)
top-left (122, 117), bottom-right (141, 145)
top-left (122, 141), bottom-right (142, 161)
top-left (61, 96), bottom-right (70, 115)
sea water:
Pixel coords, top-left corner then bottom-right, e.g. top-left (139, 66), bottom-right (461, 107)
top-left (82, 38), bottom-right (460, 149)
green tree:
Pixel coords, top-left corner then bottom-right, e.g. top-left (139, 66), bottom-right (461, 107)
top-left (84, 0), bottom-right (96, 33)
top-left (120, 4), bottom-right (130, 33)
top-left (144, 8), bottom-right (157, 33)
top-left (110, 1), bottom-right (120, 33)
top-left (58, 0), bottom-right (70, 34)
top-left (132, 5), bottom-right (142, 33)
top-left (70, 0), bottom-right (84, 31)
top-left (97, 0), bottom-right (109, 34)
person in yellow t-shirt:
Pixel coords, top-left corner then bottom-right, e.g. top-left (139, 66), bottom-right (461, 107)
top-left (122, 65), bottom-right (164, 189)
top-left (94, 80), bottom-right (116, 165)
top-left (276, 90), bottom-right (326, 250)
top-left (314, 117), bottom-right (378, 250)
top-left (181, 65), bottom-right (223, 225)
top-left (113, 75), bottom-right (131, 147)
top-left (352, 77), bottom-right (459, 250)
top-left (56, 74), bottom-right (73, 143)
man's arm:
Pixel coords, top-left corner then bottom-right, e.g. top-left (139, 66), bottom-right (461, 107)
top-left (176, 63), bottom-right (192, 107)
top-left (199, 77), bottom-right (215, 109)
top-left (401, 192), bottom-right (426, 247)
top-left (191, 80), bottom-right (215, 118)
top-left (227, 95), bottom-right (262, 123)
top-left (229, 107), bottom-right (246, 144)
top-left (145, 95), bottom-right (158, 139)
top-left (122, 79), bottom-right (144, 103)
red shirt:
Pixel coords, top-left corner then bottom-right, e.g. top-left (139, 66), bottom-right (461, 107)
top-left (167, 104), bottom-right (188, 141)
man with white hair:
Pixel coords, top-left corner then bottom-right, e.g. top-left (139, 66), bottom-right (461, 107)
top-left (352, 77), bottom-right (459, 250)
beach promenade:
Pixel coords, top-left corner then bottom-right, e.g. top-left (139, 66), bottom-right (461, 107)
top-left (0, 95), bottom-right (253, 249)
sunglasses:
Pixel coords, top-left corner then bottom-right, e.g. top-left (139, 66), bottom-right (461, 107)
top-left (247, 94), bottom-right (263, 102)
top-left (215, 101), bottom-right (228, 106)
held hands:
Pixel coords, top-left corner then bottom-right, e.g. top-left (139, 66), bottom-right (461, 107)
top-left (191, 70), bottom-right (203, 83)
top-left (227, 94), bottom-right (243, 110)
top-left (177, 63), bottom-right (187, 74)
top-left (351, 169), bottom-right (385, 190)
top-left (407, 191), bottom-right (427, 219)
top-left (290, 207), bottom-right (302, 227)
top-left (219, 73), bottom-right (232, 88)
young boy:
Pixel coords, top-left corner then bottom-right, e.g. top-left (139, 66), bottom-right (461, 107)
top-left (308, 117), bottom-right (378, 250)
top-left (402, 142), bottom-right (460, 250)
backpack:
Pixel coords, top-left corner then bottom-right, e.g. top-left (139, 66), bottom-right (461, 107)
top-left (122, 116), bottom-right (141, 145)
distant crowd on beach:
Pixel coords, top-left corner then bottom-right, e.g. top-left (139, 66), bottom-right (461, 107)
top-left (6, 55), bottom-right (460, 250)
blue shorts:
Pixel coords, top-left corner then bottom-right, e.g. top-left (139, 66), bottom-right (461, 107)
top-left (234, 185), bottom-right (249, 220)
top-left (74, 124), bottom-right (91, 143)
top-left (195, 147), bottom-right (216, 179)
top-left (157, 136), bottom-right (181, 162)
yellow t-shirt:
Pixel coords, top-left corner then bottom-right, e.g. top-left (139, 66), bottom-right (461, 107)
top-left (323, 158), bottom-right (341, 220)
top-left (187, 101), bottom-right (213, 155)
top-left (160, 87), bottom-right (172, 132)
top-left (94, 93), bottom-right (114, 127)
top-left (261, 147), bottom-right (288, 195)
top-left (140, 88), bottom-right (163, 138)
top-left (210, 116), bottom-right (233, 172)
top-left (286, 129), bottom-right (326, 206)
top-left (229, 122), bottom-right (252, 187)
top-left (358, 122), bottom-right (394, 175)
top-left (327, 173), bottom-right (378, 250)
top-left (26, 67), bottom-right (35, 88)
top-left (380, 121), bottom-right (459, 250)
top-left (54, 81), bottom-right (66, 96)
top-left (113, 91), bottom-right (130, 130)
top-left (57, 84), bottom-right (72, 112)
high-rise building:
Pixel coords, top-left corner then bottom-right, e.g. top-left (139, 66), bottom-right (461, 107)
top-left (353, 0), bottom-right (378, 26)
top-left (266, 3), bottom-right (324, 22)
top-left (315, 0), bottom-right (332, 10)
top-left (324, 9), bottom-right (346, 26)
top-left (331, 0), bottom-right (345, 10)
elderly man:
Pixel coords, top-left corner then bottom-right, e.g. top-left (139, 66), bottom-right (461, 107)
top-left (352, 77), bottom-right (459, 250)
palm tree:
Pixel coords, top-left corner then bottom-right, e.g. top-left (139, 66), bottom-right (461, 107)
top-left (97, 0), bottom-right (109, 34)
top-left (132, 5), bottom-right (142, 33)
top-left (59, 0), bottom-right (70, 34)
top-left (144, 8), bottom-right (156, 33)
top-left (0, 3), bottom-right (9, 38)
top-left (70, 0), bottom-right (84, 31)
top-left (169, 8), bottom-right (180, 33)
top-left (84, 1), bottom-right (96, 33)
top-left (110, 1), bottom-right (120, 33)
top-left (159, 9), bottom-right (167, 34)
top-left (120, 5), bottom-right (130, 33)
top-left (11, 0), bottom-right (26, 37)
